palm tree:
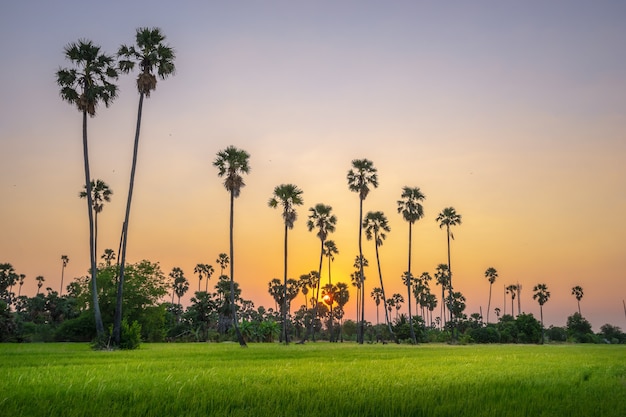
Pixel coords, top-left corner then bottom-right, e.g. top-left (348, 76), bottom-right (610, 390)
top-left (216, 253), bottom-right (229, 277)
top-left (298, 273), bottom-right (313, 309)
top-left (36, 276), bottom-right (45, 295)
top-left (79, 179), bottom-right (112, 265)
top-left (101, 249), bottom-right (116, 267)
top-left (321, 283), bottom-right (337, 341)
top-left (484, 267), bottom-right (498, 323)
top-left (194, 263), bottom-right (214, 293)
top-left (347, 158), bottom-right (378, 344)
top-left (306, 203), bottom-right (336, 339)
top-left (60, 255), bottom-right (69, 296)
top-left (370, 287), bottom-right (383, 326)
top-left (363, 210), bottom-right (395, 341)
top-left (436, 207), bottom-right (462, 324)
top-left (323, 240), bottom-right (339, 285)
top-left (506, 284), bottom-right (518, 316)
top-left (57, 39), bottom-right (117, 338)
top-left (214, 146), bottom-right (250, 347)
top-left (434, 263), bottom-right (450, 328)
top-left (335, 282), bottom-right (350, 342)
top-left (533, 283), bottom-right (550, 344)
top-left (114, 27), bottom-right (176, 346)
top-left (17, 274), bottom-right (25, 298)
top-left (392, 293), bottom-right (404, 321)
top-left (269, 184), bottom-right (304, 344)
top-left (571, 285), bottom-right (584, 315)
top-left (397, 186), bottom-right (425, 342)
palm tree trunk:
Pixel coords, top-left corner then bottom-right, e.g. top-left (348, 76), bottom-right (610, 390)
top-left (487, 283), bottom-right (493, 323)
top-left (407, 222), bottom-right (416, 344)
top-left (282, 222), bottom-right (289, 344)
top-left (375, 237), bottom-right (395, 342)
top-left (82, 110), bottom-right (104, 338)
top-left (114, 91), bottom-right (144, 346)
top-left (230, 191), bottom-right (246, 347)
top-left (308, 238), bottom-right (324, 342)
top-left (60, 264), bottom-right (65, 296)
top-left (578, 300), bottom-right (581, 316)
top-left (540, 306), bottom-right (544, 344)
top-left (358, 198), bottom-right (365, 344)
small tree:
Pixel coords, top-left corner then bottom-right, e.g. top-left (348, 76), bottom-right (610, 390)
top-left (532, 283), bottom-right (550, 344)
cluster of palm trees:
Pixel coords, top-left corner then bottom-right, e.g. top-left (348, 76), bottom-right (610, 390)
top-left (57, 27), bottom-right (175, 347)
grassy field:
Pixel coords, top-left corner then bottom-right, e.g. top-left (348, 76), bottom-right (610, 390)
top-left (1, 342), bottom-right (624, 417)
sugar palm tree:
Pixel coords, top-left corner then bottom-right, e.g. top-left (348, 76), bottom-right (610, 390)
top-left (392, 293), bottom-right (404, 321)
top-left (57, 39), bottom-right (118, 338)
top-left (321, 283), bottom-right (338, 341)
top-left (114, 27), bottom-right (176, 346)
top-left (306, 203), bottom-right (336, 339)
top-left (370, 287), bottom-right (383, 326)
top-left (434, 263), bottom-right (450, 328)
top-left (269, 183), bottom-right (304, 344)
top-left (17, 274), bottom-right (25, 298)
top-left (484, 267), bottom-right (498, 323)
top-left (323, 240), bottom-right (339, 285)
top-left (194, 263), bottom-right (214, 293)
top-left (533, 283), bottom-right (550, 344)
top-left (436, 207), bottom-right (462, 296)
top-left (335, 282), bottom-right (350, 342)
top-left (60, 255), bottom-right (69, 296)
top-left (216, 253), bottom-right (229, 277)
top-left (506, 284), bottom-right (518, 316)
top-left (571, 285), bottom-right (584, 315)
top-left (79, 179), bottom-right (112, 265)
top-left (101, 249), bottom-right (116, 267)
top-left (347, 159), bottom-right (378, 343)
top-left (36, 275), bottom-right (45, 295)
top-left (298, 273), bottom-right (313, 309)
top-left (214, 146), bottom-right (250, 347)
top-left (363, 210), bottom-right (395, 341)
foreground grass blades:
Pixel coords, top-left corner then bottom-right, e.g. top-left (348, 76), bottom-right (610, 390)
top-left (1, 343), bottom-right (625, 417)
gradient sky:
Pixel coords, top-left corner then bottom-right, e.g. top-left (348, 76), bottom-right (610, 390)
top-left (1, 1), bottom-right (625, 330)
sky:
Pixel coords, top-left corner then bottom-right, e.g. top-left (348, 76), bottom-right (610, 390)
top-left (1, 0), bottom-right (625, 330)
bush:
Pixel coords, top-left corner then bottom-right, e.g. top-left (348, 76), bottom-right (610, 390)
top-left (119, 319), bottom-right (141, 350)
top-left (468, 325), bottom-right (500, 343)
top-left (567, 313), bottom-right (593, 343)
top-left (516, 313), bottom-right (541, 344)
top-left (54, 312), bottom-right (95, 342)
top-left (546, 326), bottom-right (567, 342)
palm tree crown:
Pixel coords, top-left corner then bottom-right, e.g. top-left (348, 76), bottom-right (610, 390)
top-left (347, 159), bottom-right (378, 200)
top-left (268, 184), bottom-right (304, 228)
top-left (363, 211), bottom-right (391, 247)
top-left (307, 203), bottom-right (337, 242)
top-left (397, 186), bottom-right (425, 224)
top-left (214, 146), bottom-right (251, 198)
top-left (118, 27), bottom-right (176, 97)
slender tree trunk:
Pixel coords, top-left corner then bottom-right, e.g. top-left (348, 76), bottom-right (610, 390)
top-left (82, 110), bottom-right (104, 338)
top-left (407, 222), bottom-right (417, 343)
top-left (60, 264), bottom-right (65, 296)
top-left (282, 222), bottom-right (289, 344)
top-left (577, 300), bottom-right (581, 316)
top-left (307, 238), bottom-right (324, 342)
top-left (230, 191), bottom-right (246, 347)
top-left (487, 283), bottom-right (493, 323)
top-left (540, 305), bottom-right (544, 344)
top-left (375, 235), bottom-right (395, 342)
top-left (446, 225), bottom-right (454, 331)
top-left (114, 91), bottom-right (144, 346)
top-left (358, 198), bottom-right (365, 344)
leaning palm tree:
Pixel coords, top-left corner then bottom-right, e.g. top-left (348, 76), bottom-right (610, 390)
top-left (57, 39), bottom-right (118, 338)
top-left (363, 210), bottom-right (395, 341)
top-left (79, 179), bottom-right (112, 265)
top-left (347, 158), bottom-right (378, 344)
top-left (269, 184), bottom-right (304, 344)
top-left (571, 285), bottom-right (584, 315)
top-left (397, 186), bottom-right (425, 343)
top-left (533, 283), bottom-right (550, 344)
top-left (214, 146), bottom-right (250, 347)
top-left (60, 255), bottom-right (69, 296)
top-left (484, 267), bottom-right (498, 323)
top-left (114, 27), bottom-right (176, 346)
top-left (306, 203), bottom-right (336, 340)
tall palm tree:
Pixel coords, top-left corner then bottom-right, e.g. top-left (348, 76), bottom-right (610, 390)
top-left (79, 179), bottom-right (112, 266)
top-left (370, 287), bottom-right (383, 326)
top-left (506, 284), bottom-right (518, 316)
top-left (214, 146), bottom-right (250, 347)
top-left (269, 183), bottom-right (304, 344)
top-left (335, 282), bottom-right (350, 342)
top-left (298, 273), bottom-right (313, 309)
top-left (347, 158), bottom-right (378, 344)
top-left (216, 253), bottom-right (229, 277)
top-left (172, 269), bottom-right (189, 307)
top-left (484, 267), bottom-right (498, 323)
top-left (436, 207), bottom-right (462, 324)
top-left (114, 27), bottom-right (176, 346)
top-left (363, 210), bottom-right (395, 341)
top-left (57, 39), bottom-right (118, 338)
top-left (321, 283), bottom-right (338, 341)
top-left (60, 255), bottom-right (69, 296)
top-left (194, 263), bottom-right (214, 293)
top-left (306, 203), bottom-right (336, 339)
top-left (434, 263), bottom-right (450, 328)
top-left (571, 285), bottom-right (584, 315)
top-left (323, 240), bottom-right (339, 285)
top-left (36, 276), bottom-right (45, 295)
top-left (533, 283), bottom-right (550, 344)
top-left (397, 186), bottom-right (425, 342)
top-left (392, 293), bottom-right (404, 321)
top-left (17, 274), bottom-right (25, 298)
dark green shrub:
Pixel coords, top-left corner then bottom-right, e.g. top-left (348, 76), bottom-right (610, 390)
top-left (54, 311), bottom-right (95, 342)
top-left (516, 313), bottom-right (541, 344)
top-left (119, 319), bottom-right (141, 350)
top-left (468, 325), bottom-right (500, 343)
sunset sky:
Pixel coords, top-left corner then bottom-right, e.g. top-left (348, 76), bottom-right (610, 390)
top-left (1, 1), bottom-right (625, 330)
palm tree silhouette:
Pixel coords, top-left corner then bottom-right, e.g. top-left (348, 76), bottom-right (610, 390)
top-left (533, 283), bottom-right (550, 344)
top-left (214, 146), bottom-right (250, 347)
top-left (57, 39), bottom-right (118, 338)
top-left (269, 183), bottom-right (304, 344)
top-left (484, 267), bottom-right (498, 323)
top-left (60, 255), bottom-right (69, 296)
top-left (571, 285), bottom-right (584, 315)
top-left (79, 179), bottom-right (112, 266)
top-left (347, 159), bottom-right (378, 344)
top-left (436, 207), bottom-right (462, 325)
top-left (115, 27), bottom-right (176, 346)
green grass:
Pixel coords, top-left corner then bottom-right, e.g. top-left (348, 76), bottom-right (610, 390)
top-left (1, 342), bottom-right (625, 417)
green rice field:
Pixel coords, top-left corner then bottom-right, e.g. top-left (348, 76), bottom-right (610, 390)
top-left (1, 342), bottom-right (624, 417)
